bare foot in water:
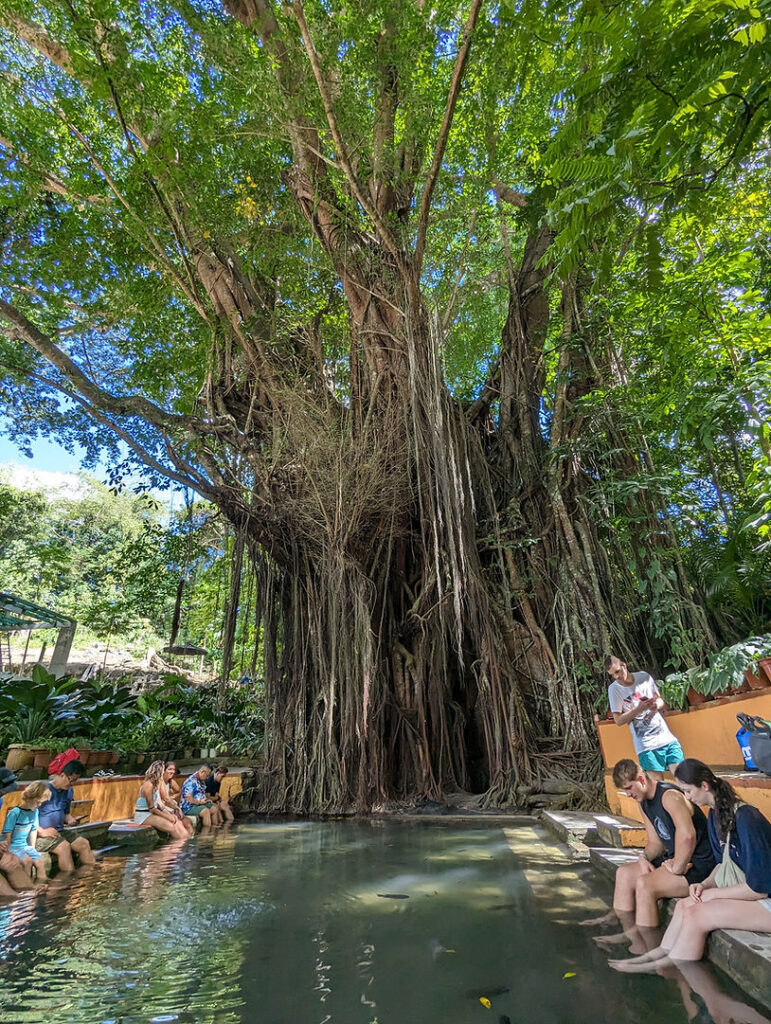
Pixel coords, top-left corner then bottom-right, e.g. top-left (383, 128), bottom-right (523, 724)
top-left (608, 947), bottom-right (667, 968)
top-left (593, 931), bottom-right (632, 948)
top-left (610, 956), bottom-right (675, 974)
top-left (579, 910), bottom-right (618, 927)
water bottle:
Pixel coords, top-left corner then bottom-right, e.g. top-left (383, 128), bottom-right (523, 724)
top-left (736, 725), bottom-right (758, 771)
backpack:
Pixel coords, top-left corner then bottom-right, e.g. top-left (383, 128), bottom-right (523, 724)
top-left (736, 714), bottom-right (771, 776)
top-left (47, 748), bottom-right (80, 776)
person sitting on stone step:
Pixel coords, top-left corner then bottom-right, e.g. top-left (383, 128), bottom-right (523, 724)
top-left (35, 760), bottom-right (96, 872)
top-left (0, 767), bottom-right (35, 896)
top-left (135, 761), bottom-right (190, 840)
top-left (609, 758), bottom-right (771, 972)
top-left (1, 780), bottom-right (51, 885)
top-left (205, 765), bottom-right (234, 825)
top-left (582, 758), bottom-right (716, 941)
top-left (180, 764), bottom-right (214, 827)
top-left (158, 762), bottom-right (194, 837)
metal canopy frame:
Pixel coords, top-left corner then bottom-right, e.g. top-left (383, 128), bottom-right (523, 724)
top-left (0, 592), bottom-right (76, 632)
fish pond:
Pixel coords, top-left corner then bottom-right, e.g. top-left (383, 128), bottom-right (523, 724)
top-left (0, 819), bottom-right (766, 1024)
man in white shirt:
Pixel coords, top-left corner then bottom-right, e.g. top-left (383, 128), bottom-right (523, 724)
top-left (605, 655), bottom-right (684, 780)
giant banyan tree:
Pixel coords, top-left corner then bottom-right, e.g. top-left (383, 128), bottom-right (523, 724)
top-left (1, 1), bottom-right (768, 811)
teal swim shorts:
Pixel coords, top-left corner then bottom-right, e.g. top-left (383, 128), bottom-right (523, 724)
top-left (639, 740), bottom-right (684, 772)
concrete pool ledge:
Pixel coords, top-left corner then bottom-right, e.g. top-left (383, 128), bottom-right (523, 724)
top-left (567, 836), bottom-right (771, 1012)
top-left (540, 811), bottom-right (771, 1009)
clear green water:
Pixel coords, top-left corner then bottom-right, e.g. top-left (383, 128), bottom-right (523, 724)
top-left (0, 820), bottom-right (765, 1024)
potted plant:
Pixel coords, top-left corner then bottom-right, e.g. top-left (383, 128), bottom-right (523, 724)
top-left (0, 668), bottom-right (83, 758)
top-left (745, 636), bottom-right (771, 689)
top-left (666, 634), bottom-right (771, 705)
top-left (4, 744), bottom-right (35, 771)
top-left (33, 747), bottom-right (58, 769)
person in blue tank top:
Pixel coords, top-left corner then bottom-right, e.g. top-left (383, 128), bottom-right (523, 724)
top-left (602, 759), bottom-right (716, 930)
top-left (610, 758), bottom-right (771, 972)
top-left (1, 781), bottom-right (51, 884)
top-left (0, 767), bottom-right (30, 897)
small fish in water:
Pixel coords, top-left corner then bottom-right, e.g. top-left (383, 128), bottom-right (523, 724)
top-left (429, 939), bottom-right (456, 960)
top-left (376, 893), bottom-right (409, 899)
top-left (465, 985), bottom-right (511, 999)
top-left (500, 1017), bottom-right (512, 1024)
top-left (487, 902), bottom-right (518, 911)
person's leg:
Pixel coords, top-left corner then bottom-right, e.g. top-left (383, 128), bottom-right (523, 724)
top-left (663, 740), bottom-right (684, 779)
top-left (609, 895), bottom-right (692, 966)
top-left (0, 852), bottom-right (35, 890)
top-left (220, 800), bottom-right (234, 823)
top-left (612, 860), bottom-right (649, 913)
top-left (638, 747), bottom-right (669, 783)
top-left (30, 853), bottom-right (48, 882)
top-left (199, 807), bottom-right (212, 827)
top-left (70, 836), bottom-right (95, 867)
top-left (172, 818), bottom-right (189, 840)
top-left (634, 867), bottom-right (689, 927)
top-left (146, 814), bottom-right (183, 838)
top-left (52, 838), bottom-right (76, 872)
top-left (579, 909), bottom-right (619, 927)
top-left (596, 918), bottom-right (662, 955)
top-left (668, 899), bottom-right (771, 961)
top-left (0, 871), bottom-right (19, 898)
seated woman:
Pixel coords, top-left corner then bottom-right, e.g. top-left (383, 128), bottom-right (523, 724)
top-left (1, 781), bottom-right (52, 885)
top-left (610, 758), bottom-right (771, 972)
top-left (158, 762), bottom-right (194, 837)
top-left (135, 761), bottom-right (189, 840)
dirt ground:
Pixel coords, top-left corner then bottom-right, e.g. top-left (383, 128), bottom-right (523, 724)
top-left (5, 637), bottom-right (207, 685)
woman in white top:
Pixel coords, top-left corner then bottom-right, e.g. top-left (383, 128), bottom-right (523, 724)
top-left (134, 761), bottom-right (189, 840)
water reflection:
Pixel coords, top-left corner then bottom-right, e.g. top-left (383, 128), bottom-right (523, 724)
top-left (0, 820), bottom-right (766, 1024)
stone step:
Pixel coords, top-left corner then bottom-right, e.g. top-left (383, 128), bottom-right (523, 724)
top-left (588, 846), bottom-right (640, 882)
top-left (540, 809), bottom-right (600, 846)
top-left (62, 820), bottom-right (111, 850)
top-left (593, 812), bottom-right (646, 848)
top-left (709, 926), bottom-right (771, 1010)
top-left (106, 821), bottom-right (162, 850)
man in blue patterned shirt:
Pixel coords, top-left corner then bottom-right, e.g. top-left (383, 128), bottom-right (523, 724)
top-left (180, 764), bottom-right (214, 827)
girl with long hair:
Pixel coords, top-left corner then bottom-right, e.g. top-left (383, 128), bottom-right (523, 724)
top-left (134, 761), bottom-right (189, 840)
top-left (610, 758), bottom-right (771, 971)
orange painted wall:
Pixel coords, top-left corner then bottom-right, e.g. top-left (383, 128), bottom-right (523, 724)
top-left (597, 689), bottom-right (771, 770)
top-left (598, 688), bottom-right (771, 825)
top-left (604, 772), bottom-right (771, 823)
top-left (0, 771), bottom-right (243, 830)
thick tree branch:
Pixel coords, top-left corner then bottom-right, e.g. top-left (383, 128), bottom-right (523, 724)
top-left (291, 1), bottom-right (406, 268)
top-left (0, 10), bottom-right (74, 73)
top-left (492, 177), bottom-right (529, 209)
top-left (0, 298), bottom-right (196, 435)
top-left (414, 0), bottom-right (484, 272)
top-left (27, 369), bottom-right (214, 496)
top-left (0, 135), bottom-right (107, 204)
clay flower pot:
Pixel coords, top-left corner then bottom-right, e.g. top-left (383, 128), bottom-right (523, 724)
top-left (758, 658), bottom-right (771, 687)
top-left (745, 668), bottom-right (767, 690)
top-left (5, 745), bottom-right (34, 771)
top-left (687, 685), bottom-right (709, 707)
